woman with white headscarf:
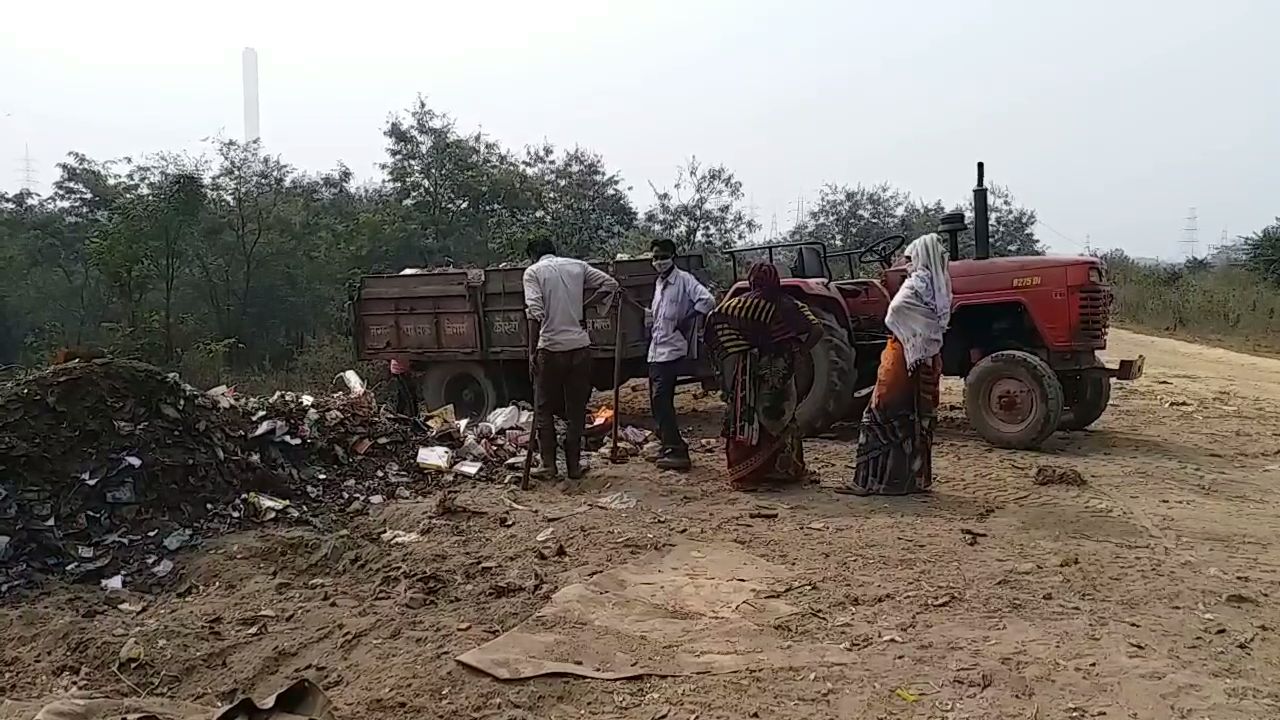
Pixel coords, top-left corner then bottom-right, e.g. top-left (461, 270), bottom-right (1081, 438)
top-left (839, 233), bottom-right (952, 496)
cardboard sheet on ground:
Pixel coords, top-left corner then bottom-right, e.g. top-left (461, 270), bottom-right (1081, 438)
top-left (0, 679), bottom-right (335, 720)
top-left (456, 542), bottom-right (858, 680)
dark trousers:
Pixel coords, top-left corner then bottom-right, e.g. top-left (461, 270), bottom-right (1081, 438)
top-left (649, 360), bottom-right (688, 456)
top-left (534, 347), bottom-right (593, 470)
top-left (394, 374), bottom-right (419, 418)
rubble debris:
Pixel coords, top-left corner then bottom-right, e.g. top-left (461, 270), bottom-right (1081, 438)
top-left (1033, 465), bottom-right (1087, 487)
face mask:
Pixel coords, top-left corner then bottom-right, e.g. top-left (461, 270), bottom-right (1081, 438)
top-left (652, 258), bottom-right (674, 273)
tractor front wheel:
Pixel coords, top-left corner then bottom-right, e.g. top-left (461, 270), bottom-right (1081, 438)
top-left (965, 351), bottom-right (1064, 449)
top-left (1059, 369), bottom-right (1111, 431)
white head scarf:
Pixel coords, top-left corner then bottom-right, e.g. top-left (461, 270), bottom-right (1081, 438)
top-left (884, 233), bottom-right (953, 370)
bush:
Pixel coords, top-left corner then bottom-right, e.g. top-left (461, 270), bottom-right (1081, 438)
top-left (1107, 252), bottom-right (1280, 350)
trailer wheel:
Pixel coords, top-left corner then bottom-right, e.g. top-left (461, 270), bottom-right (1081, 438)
top-left (420, 362), bottom-right (500, 421)
top-left (794, 309), bottom-right (855, 436)
top-left (965, 351), bottom-right (1063, 449)
top-left (1059, 369), bottom-right (1111, 431)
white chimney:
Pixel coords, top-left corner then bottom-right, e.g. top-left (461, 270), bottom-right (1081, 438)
top-left (242, 47), bottom-right (260, 142)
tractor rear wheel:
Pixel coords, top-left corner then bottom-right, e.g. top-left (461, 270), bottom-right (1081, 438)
top-left (419, 361), bottom-right (501, 420)
top-left (794, 309), bottom-right (855, 436)
top-left (965, 351), bottom-right (1063, 449)
top-left (1059, 369), bottom-right (1111, 430)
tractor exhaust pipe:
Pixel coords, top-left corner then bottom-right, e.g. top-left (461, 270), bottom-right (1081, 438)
top-left (973, 161), bottom-right (990, 260)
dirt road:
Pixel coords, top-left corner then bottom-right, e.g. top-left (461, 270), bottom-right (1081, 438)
top-left (4, 329), bottom-right (1280, 719)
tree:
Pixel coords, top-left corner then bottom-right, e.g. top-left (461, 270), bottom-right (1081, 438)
top-left (789, 183), bottom-right (933, 251)
top-left (193, 139), bottom-right (292, 359)
top-left (643, 158), bottom-right (759, 253)
top-left (789, 181), bottom-right (1043, 262)
top-left (381, 98), bottom-right (524, 266)
top-left (1243, 218), bottom-right (1280, 283)
top-left (509, 144), bottom-right (637, 260)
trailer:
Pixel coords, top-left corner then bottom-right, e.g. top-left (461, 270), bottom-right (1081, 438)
top-left (352, 255), bottom-right (713, 419)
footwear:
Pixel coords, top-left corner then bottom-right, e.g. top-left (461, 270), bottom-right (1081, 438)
top-left (834, 484), bottom-right (872, 496)
top-left (529, 466), bottom-right (559, 481)
top-left (655, 453), bottom-right (691, 471)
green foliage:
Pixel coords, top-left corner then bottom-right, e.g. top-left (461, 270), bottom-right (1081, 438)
top-left (642, 157), bottom-right (759, 254)
top-left (1106, 248), bottom-right (1280, 346)
top-left (1242, 218), bottom-right (1280, 283)
top-left (789, 182), bottom-right (1043, 264)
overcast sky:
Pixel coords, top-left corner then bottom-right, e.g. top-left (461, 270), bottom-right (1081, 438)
top-left (2, 0), bottom-right (1276, 258)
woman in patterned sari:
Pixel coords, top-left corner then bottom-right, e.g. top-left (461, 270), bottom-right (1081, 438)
top-left (705, 262), bottom-right (823, 490)
top-left (839, 233), bottom-right (952, 496)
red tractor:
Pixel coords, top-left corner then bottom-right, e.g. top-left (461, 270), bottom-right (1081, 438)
top-left (726, 163), bottom-right (1144, 449)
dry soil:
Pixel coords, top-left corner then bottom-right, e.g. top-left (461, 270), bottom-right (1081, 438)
top-left (4, 329), bottom-right (1280, 719)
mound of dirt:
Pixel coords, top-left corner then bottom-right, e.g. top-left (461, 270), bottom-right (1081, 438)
top-left (0, 359), bottom-right (278, 595)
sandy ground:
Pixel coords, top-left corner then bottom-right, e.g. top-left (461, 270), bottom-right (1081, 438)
top-left (5, 328), bottom-right (1280, 719)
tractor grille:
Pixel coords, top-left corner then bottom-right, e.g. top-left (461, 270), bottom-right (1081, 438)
top-left (1077, 285), bottom-right (1110, 343)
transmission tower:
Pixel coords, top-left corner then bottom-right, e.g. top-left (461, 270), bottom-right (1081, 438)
top-left (1181, 207), bottom-right (1199, 259)
top-left (17, 143), bottom-right (37, 191)
top-left (768, 213), bottom-right (780, 241)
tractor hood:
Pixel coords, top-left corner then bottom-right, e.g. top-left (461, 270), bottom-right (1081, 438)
top-left (886, 255), bottom-right (1101, 284)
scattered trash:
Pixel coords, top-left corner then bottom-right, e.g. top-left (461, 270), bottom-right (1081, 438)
top-left (748, 510), bottom-right (780, 519)
top-left (246, 493), bottom-right (290, 522)
top-left (339, 369), bottom-right (367, 397)
top-left (368, 494), bottom-right (385, 505)
top-left (880, 634), bottom-right (905, 643)
top-left (417, 446), bottom-right (453, 471)
top-left (100, 574), bottom-right (125, 591)
top-left (104, 482), bottom-right (137, 504)
top-left (424, 405), bottom-right (457, 432)
top-left (1033, 465), bottom-right (1086, 487)
top-left (620, 426), bottom-right (650, 445)
top-left (894, 687), bottom-right (920, 703)
top-left (381, 530), bottom-right (425, 545)
top-left (1057, 555), bottom-right (1080, 568)
top-left (162, 528), bottom-right (193, 551)
top-left (451, 460), bottom-right (484, 478)
top-left (594, 491), bottom-right (638, 511)
top-left (151, 559), bottom-right (175, 577)
top-left (1013, 562), bottom-right (1039, 574)
top-left (456, 622), bottom-right (473, 631)
top-left (487, 405), bottom-right (523, 431)
top-left (805, 521), bottom-right (830, 531)
top-left (536, 527), bottom-right (555, 542)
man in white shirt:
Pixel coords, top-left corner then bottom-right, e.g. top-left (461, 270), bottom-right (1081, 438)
top-left (647, 238), bottom-right (715, 470)
top-left (522, 237), bottom-right (619, 480)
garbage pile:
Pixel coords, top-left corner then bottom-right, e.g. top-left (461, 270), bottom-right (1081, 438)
top-left (0, 359), bottom-right (278, 594)
top-left (0, 360), bottom-right (662, 596)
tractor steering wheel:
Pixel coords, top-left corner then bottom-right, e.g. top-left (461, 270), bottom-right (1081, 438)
top-left (855, 233), bottom-right (908, 269)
